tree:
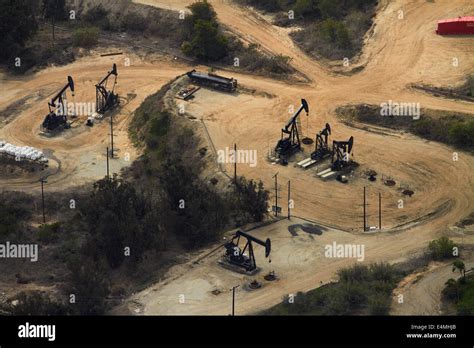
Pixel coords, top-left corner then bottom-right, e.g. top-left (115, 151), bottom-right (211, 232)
top-left (81, 175), bottom-right (164, 268)
top-left (235, 177), bottom-right (269, 222)
top-left (444, 278), bottom-right (460, 301)
top-left (294, 0), bottom-right (317, 17)
top-left (182, 19), bottom-right (228, 61)
top-left (187, 0), bottom-right (216, 23)
top-left (181, 0), bottom-right (228, 61)
top-left (42, 0), bottom-right (66, 20)
top-left (428, 236), bottom-right (456, 260)
top-left (452, 260), bottom-right (466, 282)
top-left (0, 0), bottom-right (38, 60)
top-left (67, 257), bottom-right (110, 315)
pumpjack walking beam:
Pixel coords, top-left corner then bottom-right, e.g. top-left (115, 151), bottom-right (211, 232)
top-left (275, 99), bottom-right (309, 157)
top-left (96, 64), bottom-right (119, 114)
top-left (42, 76), bottom-right (75, 131)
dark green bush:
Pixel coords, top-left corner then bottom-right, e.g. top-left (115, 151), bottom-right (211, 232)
top-left (72, 27), bottom-right (99, 47)
top-left (38, 222), bottom-right (61, 244)
top-left (428, 237), bottom-right (456, 260)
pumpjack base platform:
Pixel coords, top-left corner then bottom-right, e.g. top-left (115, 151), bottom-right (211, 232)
top-left (39, 125), bottom-right (69, 138)
top-left (217, 258), bottom-right (260, 275)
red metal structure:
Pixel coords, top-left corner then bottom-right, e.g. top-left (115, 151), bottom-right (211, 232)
top-left (436, 16), bottom-right (474, 35)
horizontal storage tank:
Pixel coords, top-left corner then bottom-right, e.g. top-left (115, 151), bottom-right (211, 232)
top-left (436, 16), bottom-right (474, 35)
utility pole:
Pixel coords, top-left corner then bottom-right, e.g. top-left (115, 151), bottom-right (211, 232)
top-left (106, 147), bottom-right (110, 178)
top-left (288, 180), bottom-right (291, 220)
top-left (363, 186), bottom-right (366, 232)
top-left (230, 285), bottom-right (240, 316)
top-left (379, 192), bottom-right (382, 230)
top-left (110, 114), bottom-right (114, 158)
top-left (273, 173), bottom-right (278, 217)
top-left (40, 179), bottom-right (47, 224)
top-left (234, 143), bottom-right (237, 184)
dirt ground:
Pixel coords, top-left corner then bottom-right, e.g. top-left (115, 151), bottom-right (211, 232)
top-left (1, 0), bottom-right (474, 315)
top-left (0, 52), bottom-right (187, 192)
top-left (127, 217), bottom-right (366, 315)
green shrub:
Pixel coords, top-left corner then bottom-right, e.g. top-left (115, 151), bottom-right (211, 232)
top-left (370, 262), bottom-right (397, 283)
top-left (120, 12), bottom-right (148, 32)
top-left (7, 291), bottom-right (69, 315)
top-left (318, 0), bottom-right (340, 19)
top-left (38, 222), bottom-right (61, 244)
top-left (337, 264), bottom-right (370, 282)
top-left (368, 292), bottom-right (391, 315)
top-left (83, 4), bottom-right (110, 29)
top-left (294, 0), bottom-right (318, 17)
top-left (456, 280), bottom-right (474, 315)
top-left (320, 19), bottom-right (351, 48)
top-left (448, 120), bottom-right (474, 148)
top-left (73, 27), bottom-right (99, 47)
top-left (468, 75), bottom-right (474, 97)
top-left (0, 203), bottom-right (28, 238)
top-left (428, 236), bottom-right (456, 260)
top-left (67, 257), bottom-right (110, 315)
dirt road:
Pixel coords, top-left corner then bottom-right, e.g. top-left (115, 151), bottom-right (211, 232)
top-left (391, 259), bottom-right (474, 315)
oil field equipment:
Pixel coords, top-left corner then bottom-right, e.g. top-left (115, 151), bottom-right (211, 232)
top-left (275, 99), bottom-right (309, 157)
top-left (186, 69), bottom-right (237, 92)
top-left (311, 123), bottom-right (331, 160)
top-left (96, 64), bottom-right (119, 114)
top-left (42, 76), bottom-right (75, 131)
top-left (223, 230), bottom-right (271, 273)
top-left (331, 136), bottom-right (354, 171)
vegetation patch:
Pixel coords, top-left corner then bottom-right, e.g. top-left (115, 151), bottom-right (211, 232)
top-left (72, 26), bottom-right (99, 48)
top-left (428, 237), bottom-right (457, 261)
top-left (180, 1), bottom-right (293, 76)
top-left (411, 74), bottom-right (474, 103)
top-left (0, 0), bottom-right (292, 76)
top-left (235, 0), bottom-right (378, 61)
top-left (442, 260), bottom-right (474, 315)
top-left (337, 104), bottom-right (474, 151)
top-left (264, 262), bottom-right (403, 315)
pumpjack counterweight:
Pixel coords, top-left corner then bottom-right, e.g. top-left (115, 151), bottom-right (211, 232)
top-left (223, 230), bottom-right (271, 273)
top-left (275, 99), bottom-right (309, 157)
top-left (42, 76), bottom-right (75, 131)
top-left (96, 64), bottom-right (119, 114)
